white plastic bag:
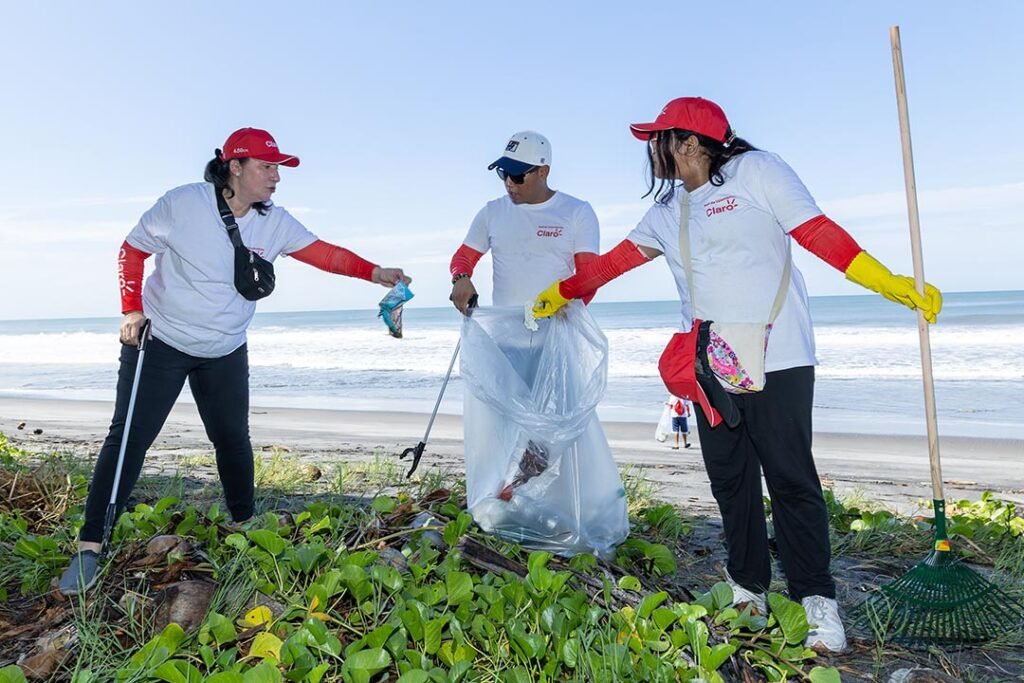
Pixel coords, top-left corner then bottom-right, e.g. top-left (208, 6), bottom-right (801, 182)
top-left (460, 302), bottom-right (629, 557)
top-left (655, 404), bottom-right (672, 442)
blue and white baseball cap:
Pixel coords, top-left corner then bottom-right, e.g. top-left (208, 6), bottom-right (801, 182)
top-left (487, 131), bottom-right (552, 175)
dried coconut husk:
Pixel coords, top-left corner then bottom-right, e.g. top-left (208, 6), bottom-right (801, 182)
top-left (151, 580), bottom-right (217, 633)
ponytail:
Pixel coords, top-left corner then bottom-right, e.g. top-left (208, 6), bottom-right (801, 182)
top-left (203, 150), bottom-right (271, 216)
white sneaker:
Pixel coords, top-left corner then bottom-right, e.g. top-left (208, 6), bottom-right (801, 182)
top-left (725, 570), bottom-right (766, 615)
top-left (802, 595), bottom-right (847, 654)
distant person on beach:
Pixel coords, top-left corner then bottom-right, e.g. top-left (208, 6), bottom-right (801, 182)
top-left (533, 97), bottom-right (942, 653)
top-left (449, 131), bottom-right (599, 313)
top-left (667, 395), bottom-right (691, 449)
top-left (59, 128), bottom-right (410, 596)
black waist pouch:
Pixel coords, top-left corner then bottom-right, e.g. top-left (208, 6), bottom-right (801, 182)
top-left (215, 188), bottom-right (275, 301)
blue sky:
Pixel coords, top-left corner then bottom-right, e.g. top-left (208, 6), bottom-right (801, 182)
top-left (2, 2), bottom-right (1022, 320)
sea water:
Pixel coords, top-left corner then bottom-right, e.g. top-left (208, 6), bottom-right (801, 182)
top-left (0, 291), bottom-right (1021, 439)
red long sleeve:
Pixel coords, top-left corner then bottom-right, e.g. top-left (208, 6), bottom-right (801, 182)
top-left (449, 244), bottom-right (484, 278)
top-left (290, 239), bottom-right (378, 281)
top-left (559, 240), bottom-right (651, 300)
top-left (573, 252), bottom-right (599, 305)
top-left (118, 241), bottom-right (151, 313)
top-left (789, 215), bottom-right (863, 273)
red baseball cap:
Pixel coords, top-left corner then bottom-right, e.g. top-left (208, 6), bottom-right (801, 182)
top-left (658, 321), bottom-right (740, 430)
top-left (630, 97), bottom-right (730, 143)
top-left (221, 128), bottom-right (300, 167)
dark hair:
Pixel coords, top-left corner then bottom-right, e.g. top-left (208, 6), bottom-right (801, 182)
top-left (204, 151), bottom-right (271, 215)
top-left (644, 128), bottom-right (758, 204)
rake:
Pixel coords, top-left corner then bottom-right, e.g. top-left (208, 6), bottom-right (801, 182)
top-left (851, 26), bottom-right (1024, 648)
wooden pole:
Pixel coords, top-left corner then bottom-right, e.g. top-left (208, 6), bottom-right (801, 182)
top-left (890, 25), bottom-right (943, 500)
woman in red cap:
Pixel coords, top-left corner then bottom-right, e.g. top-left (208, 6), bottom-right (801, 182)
top-left (532, 97), bottom-right (942, 653)
top-left (59, 128), bottom-right (410, 595)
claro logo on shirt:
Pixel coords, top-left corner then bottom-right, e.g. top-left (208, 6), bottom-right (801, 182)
top-left (705, 196), bottom-right (738, 217)
top-left (536, 226), bottom-right (564, 238)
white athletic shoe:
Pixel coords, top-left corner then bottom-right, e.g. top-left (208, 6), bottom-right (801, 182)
top-left (725, 570), bottom-right (767, 615)
top-left (802, 595), bottom-right (847, 654)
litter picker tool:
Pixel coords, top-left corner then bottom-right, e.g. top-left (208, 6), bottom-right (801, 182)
top-left (400, 295), bottom-right (477, 478)
top-left (852, 26), bottom-right (1024, 647)
top-left (101, 318), bottom-right (152, 554)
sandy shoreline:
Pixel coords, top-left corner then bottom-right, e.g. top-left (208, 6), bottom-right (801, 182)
top-left (2, 396), bottom-right (1022, 515)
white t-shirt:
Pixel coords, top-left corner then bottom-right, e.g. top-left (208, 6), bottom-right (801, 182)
top-left (628, 151), bottom-right (821, 372)
top-left (126, 182), bottom-right (317, 358)
top-left (463, 191), bottom-right (600, 305)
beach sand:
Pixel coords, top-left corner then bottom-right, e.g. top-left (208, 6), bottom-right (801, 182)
top-left (2, 396), bottom-right (1021, 516)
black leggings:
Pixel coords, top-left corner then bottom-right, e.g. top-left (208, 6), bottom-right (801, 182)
top-left (80, 337), bottom-right (254, 542)
top-left (694, 365), bottom-right (835, 601)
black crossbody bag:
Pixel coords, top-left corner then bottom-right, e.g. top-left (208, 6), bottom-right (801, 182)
top-left (215, 188), bottom-right (276, 301)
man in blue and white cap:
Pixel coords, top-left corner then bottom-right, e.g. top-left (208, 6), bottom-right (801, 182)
top-left (449, 131), bottom-right (600, 313)
top-left (447, 131), bottom-right (609, 544)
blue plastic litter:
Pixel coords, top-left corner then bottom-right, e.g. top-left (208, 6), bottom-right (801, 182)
top-left (378, 281), bottom-right (414, 338)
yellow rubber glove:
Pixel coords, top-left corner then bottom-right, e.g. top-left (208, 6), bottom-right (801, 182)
top-left (845, 251), bottom-right (943, 323)
top-left (532, 280), bottom-right (570, 319)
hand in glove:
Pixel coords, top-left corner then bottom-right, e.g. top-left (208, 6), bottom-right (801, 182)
top-left (845, 251), bottom-right (942, 323)
top-left (532, 281), bottom-right (570, 319)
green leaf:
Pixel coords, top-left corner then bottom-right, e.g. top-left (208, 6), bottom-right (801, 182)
top-left (568, 553), bottom-right (597, 572)
top-left (247, 529), bottom-right (286, 556)
top-left (152, 660), bottom-right (203, 683)
top-left (617, 575), bottom-right (642, 592)
top-left (767, 593), bottom-right (809, 645)
top-left (704, 642), bottom-right (738, 672)
top-left (344, 647), bottom-right (392, 675)
top-left (396, 671), bottom-right (430, 683)
top-left (249, 632), bottom-right (283, 661)
top-left (205, 673), bottom-right (245, 683)
top-left (637, 591), bottom-right (668, 619)
top-left (371, 564), bottom-right (404, 592)
top-left (371, 496), bottom-right (397, 514)
top-left (446, 571), bottom-right (474, 607)
top-left (202, 611), bottom-right (238, 647)
top-left (809, 666), bottom-right (842, 683)
top-left (0, 665), bottom-right (28, 683)
top-left (306, 663), bottom-right (330, 683)
top-left (562, 638), bottom-right (580, 668)
top-left (242, 661), bottom-right (282, 683)
top-left (501, 667), bottom-right (532, 683)
top-left (424, 617), bottom-right (448, 655)
top-left (642, 542), bottom-right (677, 574)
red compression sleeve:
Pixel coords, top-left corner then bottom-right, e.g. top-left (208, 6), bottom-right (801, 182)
top-left (560, 240), bottom-right (651, 300)
top-left (449, 244), bottom-right (484, 278)
top-left (573, 252), bottom-right (598, 305)
top-left (290, 239), bottom-right (378, 282)
top-left (789, 215), bottom-right (864, 272)
top-left (118, 241), bottom-right (151, 313)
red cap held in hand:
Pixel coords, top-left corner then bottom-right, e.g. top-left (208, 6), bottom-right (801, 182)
top-left (221, 128), bottom-right (300, 167)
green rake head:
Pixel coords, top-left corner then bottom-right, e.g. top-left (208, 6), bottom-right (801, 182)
top-left (852, 501), bottom-right (1024, 648)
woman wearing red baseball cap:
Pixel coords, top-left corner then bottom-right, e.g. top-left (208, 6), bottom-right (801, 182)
top-left (59, 128), bottom-right (411, 596)
top-left (533, 97), bottom-right (943, 653)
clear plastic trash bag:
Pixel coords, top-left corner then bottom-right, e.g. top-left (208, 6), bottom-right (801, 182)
top-left (460, 301), bottom-right (629, 557)
top-left (655, 404), bottom-right (673, 442)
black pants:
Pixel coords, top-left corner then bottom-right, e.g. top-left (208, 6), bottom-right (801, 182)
top-left (694, 365), bottom-right (835, 600)
top-left (80, 337), bottom-right (254, 542)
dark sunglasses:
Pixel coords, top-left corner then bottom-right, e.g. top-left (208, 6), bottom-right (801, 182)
top-left (496, 166), bottom-right (538, 184)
